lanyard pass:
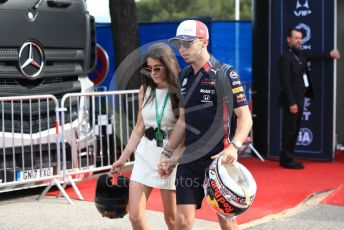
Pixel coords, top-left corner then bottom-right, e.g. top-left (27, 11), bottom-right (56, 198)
top-left (155, 128), bottom-right (164, 147)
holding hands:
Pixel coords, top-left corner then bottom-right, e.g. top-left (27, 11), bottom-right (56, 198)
top-left (158, 149), bottom-right (179, 178)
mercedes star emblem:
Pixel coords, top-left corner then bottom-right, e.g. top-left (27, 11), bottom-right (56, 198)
top-left (18, 41), bottom-right (44, 79)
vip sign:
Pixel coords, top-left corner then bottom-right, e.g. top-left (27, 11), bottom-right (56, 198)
top-left (269, 0), bottom-right (335, 159)
top-left (294, 0), bottom-right (312, 17)
top-left (297, 128), bottom-right (313, 146)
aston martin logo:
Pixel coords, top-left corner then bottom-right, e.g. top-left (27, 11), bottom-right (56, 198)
top-left (18, 41), bottom-right (44, 78)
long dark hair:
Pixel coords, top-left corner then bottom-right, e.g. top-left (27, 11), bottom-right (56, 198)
top-left (140, 43), bottom-right (180, 115)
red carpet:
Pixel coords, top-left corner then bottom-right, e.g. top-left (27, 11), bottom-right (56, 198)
top-left (48, 152), bottom-right (344, 224)
top-left (321, 185), bottom-right (344, 206)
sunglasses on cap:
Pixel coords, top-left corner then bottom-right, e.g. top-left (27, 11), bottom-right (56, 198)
top-left (143, 65), bottom-right (165, 74)
top-left (173, 38), bottom-right (202, 49)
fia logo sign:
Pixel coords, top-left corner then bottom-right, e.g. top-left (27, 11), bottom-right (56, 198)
top-left (294, 0), bottom-right (312, 17)
top-left (297, 128), bottom-right (313, 146)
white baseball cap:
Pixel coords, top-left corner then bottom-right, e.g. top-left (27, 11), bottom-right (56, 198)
top-left (169, 20), bottom-right (209, 42)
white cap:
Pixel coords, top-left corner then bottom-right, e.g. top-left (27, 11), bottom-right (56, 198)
top-left (169, 20), bottom-right (209, 42)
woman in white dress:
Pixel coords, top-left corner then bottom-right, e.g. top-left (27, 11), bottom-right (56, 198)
top-left (109, 43), bottom-right (180, 230)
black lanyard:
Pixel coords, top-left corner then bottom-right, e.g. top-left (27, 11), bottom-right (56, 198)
top-left (290, 49), bottom-right (306, 73)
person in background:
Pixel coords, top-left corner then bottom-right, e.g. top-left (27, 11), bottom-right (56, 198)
top-left (278, 28), bottom-right (340, 169)
top-left (110, 43), bottom-right (181, 230)
top-left (158, 20), bottom-right (253, 230)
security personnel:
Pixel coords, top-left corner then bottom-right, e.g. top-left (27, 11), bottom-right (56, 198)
top-left (278, 28), bottom-right (340, 169)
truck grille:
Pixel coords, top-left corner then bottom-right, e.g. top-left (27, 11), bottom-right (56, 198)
top-left (0, 48), bottom-right (85, 78)
top-left (0, 77), bottom-right (80, 96)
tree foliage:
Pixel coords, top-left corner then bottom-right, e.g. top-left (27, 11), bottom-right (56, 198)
top-left (136, 0), bottom-right (252, 22)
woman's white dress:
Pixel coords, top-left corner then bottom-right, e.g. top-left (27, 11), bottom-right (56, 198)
top-left (130, 87), bottom-right (177, 190)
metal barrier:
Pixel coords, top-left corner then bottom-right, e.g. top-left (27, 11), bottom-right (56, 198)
top-left (0, 90), bottom-right (139, 203)
top-left (0, 95), bottom-right (64, 193)
top-left (54, 90), bottom-right (139, 201)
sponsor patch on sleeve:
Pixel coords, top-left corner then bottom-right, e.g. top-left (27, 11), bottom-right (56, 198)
top-left (236, 93), bottom-right (247, 103)
top-left (229, 70), bottom-right (238, 79)
top-left (232, 86), bottom-right (244, 94)
top-left (231, 80), bottom-right (242, 86)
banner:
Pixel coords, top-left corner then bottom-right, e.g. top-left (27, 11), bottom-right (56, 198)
top-left (269, 0), bottom-right (335, 160)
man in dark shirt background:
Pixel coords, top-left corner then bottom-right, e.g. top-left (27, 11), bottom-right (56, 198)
top-left (278, 28), bottom-right (340, 169)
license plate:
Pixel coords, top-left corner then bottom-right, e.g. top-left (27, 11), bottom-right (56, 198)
top-left (16, 167), bottom-right (53, 181)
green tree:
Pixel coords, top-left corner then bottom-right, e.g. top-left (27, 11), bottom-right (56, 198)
top-left (136, 0), bottom-right (252, 22)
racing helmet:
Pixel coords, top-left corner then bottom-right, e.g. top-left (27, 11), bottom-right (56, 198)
top-left (203, 156), bottom-right (257, 219)
top-left (94, 174), bottom-right (130, 219)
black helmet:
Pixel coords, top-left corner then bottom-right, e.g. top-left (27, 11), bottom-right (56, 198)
top-left (94, 174), bottom-right (130, 219)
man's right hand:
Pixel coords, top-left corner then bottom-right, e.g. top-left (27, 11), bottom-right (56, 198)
top-left (109, 159), bottom-right (125, 177)
top-left (289, 104), bottom-right (298, 114)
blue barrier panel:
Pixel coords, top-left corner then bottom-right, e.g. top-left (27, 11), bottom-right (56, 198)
top-left (138, 22), bottom-right (186, 68)
top-left (211, 21), bottom-right (252, 84)
top-left (92, 21), bottom-right (252, 89)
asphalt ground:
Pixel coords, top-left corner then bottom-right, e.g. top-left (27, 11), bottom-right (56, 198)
top-left (1, 187), bottom-right (344, 229)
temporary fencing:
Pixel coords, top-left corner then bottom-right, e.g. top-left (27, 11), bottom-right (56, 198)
top-left (1, 90), bottom-right (139, 204)
top-left (0, 95), bottom-right (61, 193)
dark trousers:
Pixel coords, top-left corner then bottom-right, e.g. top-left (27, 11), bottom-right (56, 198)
top-left (281, 103), bottom-right (303, 162)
